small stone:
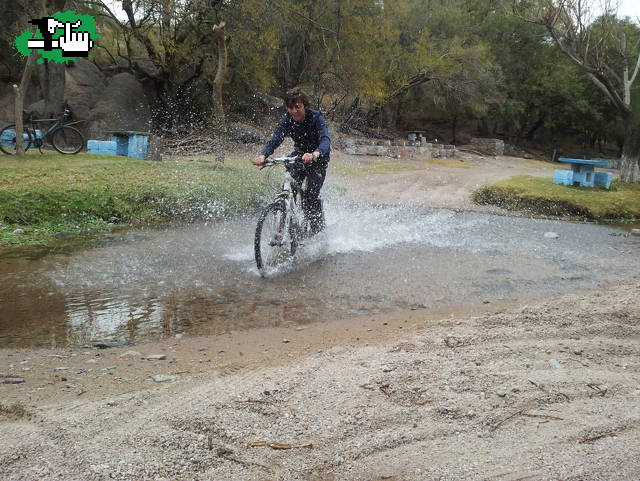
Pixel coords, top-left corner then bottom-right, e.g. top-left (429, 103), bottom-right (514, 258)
top-left (151, 374), bottom-right (177, 383)
top-left (496, 389), bottom-right (508, 398)
top-left (3, 377), bottom-right (25, 384)
top-left (296, 326), bottom-right (308, 331)
top-left (198, 347), bottom-right (208, 352)
top-left (12, 229), bottom-right (25, 235)
top-left (85, 359), bottom-right (98, 364)
top-left (549, 359), bottom-right (564, 371)
top-left (544, 232), bottom-right (559, 239)
top-left (146, 354), bottom-right (167, 361)
top-left (282, 339), bottom-right (290, 344)
top-left (175, 333), bottom-right (184, 339)
top-left (573, 349), bottom-right (583, 355)
top-left (119, 350), bottom-right (142, 358)
top-left (54, 367), bottom-right (69, 371)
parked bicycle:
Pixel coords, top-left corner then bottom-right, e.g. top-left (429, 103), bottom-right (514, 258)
top-left (0, 107), bottom-right (85, 155)
top-left (254, 155), bottom-right (315, 275)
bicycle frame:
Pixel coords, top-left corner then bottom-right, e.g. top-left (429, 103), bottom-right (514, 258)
top-left (263, 156), bottom-right (306, 214)
top-left (28, 115), bottom-right (84, 139)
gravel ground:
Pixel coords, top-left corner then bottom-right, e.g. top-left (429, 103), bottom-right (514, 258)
top-left (2, 278), bottom-right (639, 480)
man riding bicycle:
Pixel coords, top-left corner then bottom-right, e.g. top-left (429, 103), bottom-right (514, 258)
top-left (253, 87), bottom-right (331, 235)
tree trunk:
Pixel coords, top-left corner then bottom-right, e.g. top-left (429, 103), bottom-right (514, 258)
top-left (451, 114), bottom-right (458, 145)
top-left (620, 119), bottom-right (640, 183)
top-left (211, 21), bottom-right (227, 127)
top-left (38, 59), bottom-right (65, 117)
top-left (13, 53), bottom-right (37, 156)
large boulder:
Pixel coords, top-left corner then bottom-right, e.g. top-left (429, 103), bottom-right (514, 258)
top-left (64, 60), bottom-right (107, 121)
top-left (88, 72), bottom-right (152, 139)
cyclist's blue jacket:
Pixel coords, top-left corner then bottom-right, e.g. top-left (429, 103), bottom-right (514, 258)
top-left (261, 109), bottom-right (331, 161)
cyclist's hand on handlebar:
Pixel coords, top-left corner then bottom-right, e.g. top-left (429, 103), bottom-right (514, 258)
top-left (253, 155), bottom-right (266, 166)
top-left (302, 152), bottom-right (314, 163)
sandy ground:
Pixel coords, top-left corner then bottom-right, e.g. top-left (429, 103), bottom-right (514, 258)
top-left (2, 150), bottom-right (639, 481)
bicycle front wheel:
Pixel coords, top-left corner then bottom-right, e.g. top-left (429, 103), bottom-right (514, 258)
top-left (0, 124), bottom-right (33, 155)
top-left (52, 126), bottom-right (84, 154)
top-left (255, 200), bottom-right (295, 275)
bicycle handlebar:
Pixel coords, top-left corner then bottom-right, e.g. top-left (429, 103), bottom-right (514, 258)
top-left (260, 155), bottom-right (301, 168)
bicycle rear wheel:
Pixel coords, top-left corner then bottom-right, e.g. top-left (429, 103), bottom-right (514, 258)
top-left (255, 200), bottom-right (296, 274)
top-left (52, 126), bottom-right (84, 154)
top-left (0, 124), bottom-right (33, 155)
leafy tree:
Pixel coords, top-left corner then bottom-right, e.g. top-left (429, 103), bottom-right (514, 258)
top-left (518, 0), bottom-right (640, 182)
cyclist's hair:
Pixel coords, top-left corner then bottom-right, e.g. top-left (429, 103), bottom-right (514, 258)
top-left (283, 87), bottom-right (310, 109)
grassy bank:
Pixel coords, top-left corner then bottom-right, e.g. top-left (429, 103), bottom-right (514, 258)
top-left (0, 152), bottom-right (271, 247)
top-left (472, 175), bottom-right (640, 220)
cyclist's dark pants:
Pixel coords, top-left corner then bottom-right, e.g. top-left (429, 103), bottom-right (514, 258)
top-left (286, 157), bottom-right (328, 235)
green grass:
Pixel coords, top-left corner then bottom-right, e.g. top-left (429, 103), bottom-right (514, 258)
top-left (0, 152), bottom-right (272, 246)
top-left (472, 175), bottom-right (640, 220)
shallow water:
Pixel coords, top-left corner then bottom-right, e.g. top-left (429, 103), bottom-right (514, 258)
top-left (1, 201), bottom-right (638, 348)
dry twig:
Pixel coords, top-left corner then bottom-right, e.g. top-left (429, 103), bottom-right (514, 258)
top-left (580, 431), bottom-right (618, 443)
top-left (249, 441), bottom-right (313, 450)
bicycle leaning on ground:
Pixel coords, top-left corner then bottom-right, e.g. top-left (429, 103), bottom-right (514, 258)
top-left (0, 107), bottom-right (85, 155)
top-left (254, 155), bottom-right (316, 275)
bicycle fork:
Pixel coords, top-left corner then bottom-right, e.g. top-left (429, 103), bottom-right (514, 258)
top-left (270, 193), bottom-right (293, 247)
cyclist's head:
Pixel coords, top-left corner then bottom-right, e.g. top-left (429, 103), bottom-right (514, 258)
top-left (284, 87), bottom-right (310, 121)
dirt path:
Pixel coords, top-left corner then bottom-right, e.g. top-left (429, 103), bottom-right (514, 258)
top-left (328, 150), bottom-right (557, 211)
top-left (2, 150), bottom-right (639, 480)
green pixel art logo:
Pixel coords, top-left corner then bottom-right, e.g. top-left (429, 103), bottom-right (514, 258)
top-left (14, 10), bottom-right (99, 64)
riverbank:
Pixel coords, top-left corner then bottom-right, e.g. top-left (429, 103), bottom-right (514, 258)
top-left (1, 278), bottom-right (639, 480)
top-left (0, 152), bottom-right (270, 247)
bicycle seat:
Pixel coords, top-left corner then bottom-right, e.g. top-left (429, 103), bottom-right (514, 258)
top-left (22, 109), bottom-right (34, 116)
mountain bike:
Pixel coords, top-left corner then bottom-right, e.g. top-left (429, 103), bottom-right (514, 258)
top-left (254, 155), bottom-right (313, 275)
top-left (0, 107), bottom-right (85, 155)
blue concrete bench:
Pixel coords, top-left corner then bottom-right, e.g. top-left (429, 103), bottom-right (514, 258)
top-left (553, 158), bottom-right (613, 189)
top-left (87, 139), bottom-right (117, 155)
top-left (1, 128), bottom-right (43, 148)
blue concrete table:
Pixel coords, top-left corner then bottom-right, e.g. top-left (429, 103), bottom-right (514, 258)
top-left (104, 130), bottom-right (151, 160)
top-left (553, 157), bottom-right (613, 189)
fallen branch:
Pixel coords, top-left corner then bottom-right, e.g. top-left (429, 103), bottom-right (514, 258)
top-left (379, 384), bottom-right (392, 397)
top-left (490, 409), bottom-right (525, 432)
top-left (490, 409), bottom-right (563, 432)
top-left (521, 413), bottom-right (564, 421)
top-left (249, 441), bottom-right (313, 450)
top-left (580, 431), bottom-right (618, 443)
top-left (586, 384), bottom-right (608, 397)
top-left (528, 379), bottom-right (570, 401)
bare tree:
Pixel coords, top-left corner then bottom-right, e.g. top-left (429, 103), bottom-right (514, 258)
top-left (13, 0), bottom-right (46, 156)
top-left (210, 21), bottom-right (228, 126)
top-left (520, 0), bottom-right (640, 182)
